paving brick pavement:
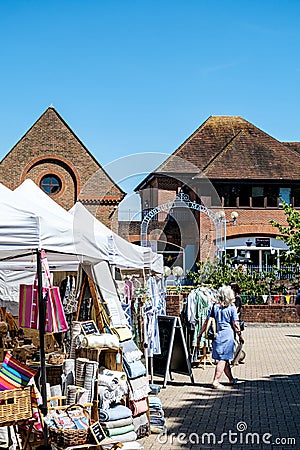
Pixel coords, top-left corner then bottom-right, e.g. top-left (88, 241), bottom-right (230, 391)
top-left (140, 324), bottom-right (300, 450)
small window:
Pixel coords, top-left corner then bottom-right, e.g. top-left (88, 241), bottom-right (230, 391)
top-left (252, 186), bottom-right (264, 207)
top-left (40, 174), bottom-right (62, 195)
top-left (279, 187), bottom-right (291, 205)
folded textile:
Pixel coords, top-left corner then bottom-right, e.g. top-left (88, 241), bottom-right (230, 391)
top-left (123, 359), bottom-right (146, 380)
top-left (105, 424), bottom-right (135, 437)
top-left (150, 417), bottom-right (165, 427)
top-left (132, 413), bottom-right (148, 430)
top-left (129, 398), bottom-right (148, 417)
top-left (82, 333), bottom-right (119, 349)
top-left (128, 376), bottom-right (150, 401)
top-left (98, 374), bottom-right (119, 391)
top-left (150, 425), bottom-right (167, 434)
top-left (101, 417), bottom-right (133, 429)
top-left (99, 404), bottom-right (132, 422)
top-left (110, 431), bottom-right (137, 443)
top-left (112, 326), bottom-right (132, 343)
top-left (149, 410), bottom-right (164, 418)
top-left (148, 396), bottom-right (162, 409)
top-left (121, 339), bottom-right (143, 363)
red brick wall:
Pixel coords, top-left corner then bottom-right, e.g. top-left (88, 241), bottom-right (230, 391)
top-left (243, 305), bottom-right (300, 323)
top-left (166, 295), bottom-right (300, 323)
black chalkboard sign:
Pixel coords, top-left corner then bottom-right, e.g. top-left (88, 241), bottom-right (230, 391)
top-left (152, 315), bottom-right (194, 387)
top-left (90, 421), bottom-right (106, 444)
top-left (80, 320), bottom-right (98, 336)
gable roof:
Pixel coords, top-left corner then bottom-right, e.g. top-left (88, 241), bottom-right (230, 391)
top-left (0, 107), bottom-right (125, 201)
top-left (136, 116), bottom-right (300, 189)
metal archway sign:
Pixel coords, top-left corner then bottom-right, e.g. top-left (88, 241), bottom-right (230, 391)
top-left (140, 193), bottom-right (222, 258)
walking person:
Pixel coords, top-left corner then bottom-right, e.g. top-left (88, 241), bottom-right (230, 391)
top-left (198, 285), bottom-right (244, 389)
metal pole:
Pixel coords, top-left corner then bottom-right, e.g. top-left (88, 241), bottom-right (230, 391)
top-left (36, 249), bottom-right (48, 444)
top-left (224, 219), bottom-right (227, 262)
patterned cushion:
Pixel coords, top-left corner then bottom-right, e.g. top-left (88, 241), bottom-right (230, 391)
top-left (0, 352), bottom-right (36, 391)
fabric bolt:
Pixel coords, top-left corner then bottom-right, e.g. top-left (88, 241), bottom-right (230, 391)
top-left (101, 417), bottom-right (133, 429)
top-left (208, 303), bottom-right (238, 360)
top-left (129, 398), bottom-right (148, 417)
top-left (127, 376), bottom-right (150, 401)
top-left (123, 358), bottom-right (146, 380)
top-left (105, 424), bottom-right (135, 437)
top-left (0, 352), bottom-right (36, 390)
top-left (99, 404), bottom-right (132, 422)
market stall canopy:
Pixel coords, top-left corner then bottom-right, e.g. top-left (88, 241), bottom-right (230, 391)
top-left (70, 202), bottom-right (163, 273)
top-left (0, 181), bottom-right (109, 270)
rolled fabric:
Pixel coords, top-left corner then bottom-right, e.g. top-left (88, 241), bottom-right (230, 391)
top-left (98, 385), bottom-right (113, 410)
top-left (101, 417), bottom-right (133, 429)
top-left (99, 404), bottom-right (132, 422)
top-left (105, 424), bottom-right (135, 437)
top-left (98, 374), bottom-right (119, 391)
top-left (82, 334), bottom-right (119, 349)
top-left (129, 398), bottom-right (148, 417)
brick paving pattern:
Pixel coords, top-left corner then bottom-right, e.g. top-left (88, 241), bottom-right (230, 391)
top-left (141, 325), bottom-right (300, 450)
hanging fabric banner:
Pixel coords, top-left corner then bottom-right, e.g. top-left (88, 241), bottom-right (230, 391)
top-left (19, 250), bottom-right (68, 333)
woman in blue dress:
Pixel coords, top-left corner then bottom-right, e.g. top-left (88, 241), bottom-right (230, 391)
top-left (198, 285), bottom-right (244, 389)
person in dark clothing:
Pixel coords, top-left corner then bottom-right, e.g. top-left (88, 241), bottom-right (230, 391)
top-left (230, 282), bottom-right (242, 318)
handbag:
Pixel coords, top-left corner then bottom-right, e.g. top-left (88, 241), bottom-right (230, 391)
top-left (205, 303), bottom-right (217, 340)
top-left (19, 250), bottom-right (68, 333)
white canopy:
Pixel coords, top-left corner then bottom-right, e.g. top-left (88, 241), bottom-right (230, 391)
top-left (0, 181), bottom-right (107, 270)
top-left (70, 202), bottom-right (163, 273)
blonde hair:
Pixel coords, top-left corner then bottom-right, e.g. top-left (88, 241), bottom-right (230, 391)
top-left (218, 285), bottom-right (235, 307)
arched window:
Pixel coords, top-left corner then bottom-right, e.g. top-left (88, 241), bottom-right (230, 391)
top-left (40, 174), bottom-right (62, 195)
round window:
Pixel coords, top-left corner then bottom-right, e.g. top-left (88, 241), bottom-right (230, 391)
top-left (40, 174), bottom-right (62, 195)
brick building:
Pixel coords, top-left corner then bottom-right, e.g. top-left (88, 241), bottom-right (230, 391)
top-left (0, 107), bottom-right (124, 227)
top-left (123, 116), bottom-right (300, 272)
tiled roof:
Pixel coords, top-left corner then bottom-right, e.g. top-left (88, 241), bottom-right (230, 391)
top-left (137, 116), bottom-right (300, 186)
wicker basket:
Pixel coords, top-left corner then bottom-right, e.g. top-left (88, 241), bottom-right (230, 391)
top-left (49, 404), bottom-right (90, 447)
top-left (0, 386), bottom-right (32, 426)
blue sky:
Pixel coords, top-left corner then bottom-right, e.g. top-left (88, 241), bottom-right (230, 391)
top-left (1, 0), bottom-right (300, 201)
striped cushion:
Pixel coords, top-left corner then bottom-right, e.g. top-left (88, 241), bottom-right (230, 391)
top-left (0, 352), bottom-right (36, 391)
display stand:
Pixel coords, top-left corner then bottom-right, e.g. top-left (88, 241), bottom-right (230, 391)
top-left (152, 316), bottom-right (194, 388)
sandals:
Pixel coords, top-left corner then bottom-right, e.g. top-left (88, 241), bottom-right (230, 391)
top-left (229, 378), bottom-right (239, 385)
